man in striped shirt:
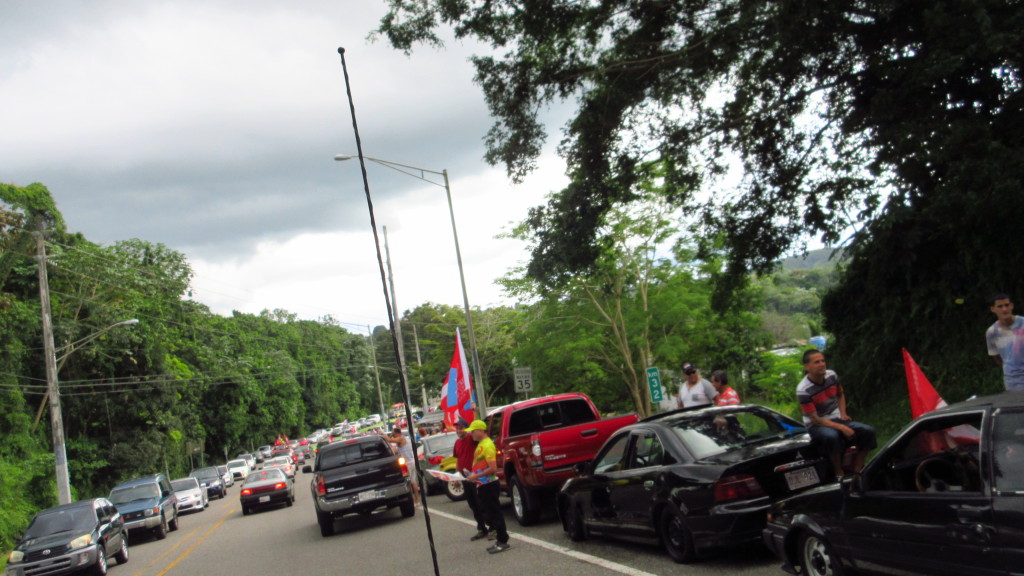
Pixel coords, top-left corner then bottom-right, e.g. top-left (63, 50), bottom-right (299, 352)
top-left (797, 350), bottom-right (877, 479)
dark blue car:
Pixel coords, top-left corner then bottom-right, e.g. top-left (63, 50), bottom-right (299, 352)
top-left (108, 474), bottom-right (179, 540)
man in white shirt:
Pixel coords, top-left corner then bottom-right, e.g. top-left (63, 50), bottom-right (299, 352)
top-left (676, 363), bottom-right (717, 408)
top-left (987, 293), bottom-right (1024, 391)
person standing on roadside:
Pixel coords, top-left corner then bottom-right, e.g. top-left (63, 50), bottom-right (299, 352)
top-left (388, 426), bottom-right (420, 505)
top-left (797, 350), bottom-right (877, 479)
top-left (464, 420), bottom-right (510, 554)
top-left (711, 370), bottom-right (740, 406)
top-left (677, 363), bottom-right (717, 408)
top-left (986, 293), bottom-right (1024, 391)
top-left (453, 418), bottom-right (491, 541)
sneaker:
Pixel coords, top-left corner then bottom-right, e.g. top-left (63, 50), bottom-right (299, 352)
top-left (470, 530), bottom-right (489, 541)
top-left (487, 542), bottom-right (511, 554)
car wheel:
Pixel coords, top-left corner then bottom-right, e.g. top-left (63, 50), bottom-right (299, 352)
top-left (168, 510), bottom-right (179, 531)
top-left (400, 494), bottom-right (416, 518)
top-left (286, 495), bottom-right (294, 507)
top-left (91, 548), bottom-right (107, 575)
top-left (317, 510), bottom-right (335, 537)
top-left (800, 532), bottom-right (844, 576)
top-left (565, 502), bottom-right (587, 542)
top-left (509, 475), bottom-right (540, 526)
top-left (444, 480), bottom-right (466, 502)
top-left (114, 535), bottom-right (129, 564)
top-left (154, 514), bottom-right (168, 540)
top-left (660, 508), bottom-right (697, 563)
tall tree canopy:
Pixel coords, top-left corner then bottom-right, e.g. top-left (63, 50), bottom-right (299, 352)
top-left (378, 0), bottom-right (1023, 293)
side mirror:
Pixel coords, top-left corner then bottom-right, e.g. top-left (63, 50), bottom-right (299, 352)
top-left (302, 465), bottom-right (312, 473)
top-left (573, 461), bottom-right (591, 477)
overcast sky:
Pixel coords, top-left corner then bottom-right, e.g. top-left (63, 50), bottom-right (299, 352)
top-left (1, 0), bottom-right (570, 333)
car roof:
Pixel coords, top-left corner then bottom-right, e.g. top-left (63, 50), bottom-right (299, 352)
top-left (929, 391), bottom-right (1024, 415)
top-left (320, 435), bottom-right (387, 452)
top-left (489, 392), bottom-right (591, 414)
top-left (113, 474), bottom-right (163, 488)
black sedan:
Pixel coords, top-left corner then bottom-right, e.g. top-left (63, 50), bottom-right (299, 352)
top-left (6, 498), bottom-right (129, 576)
top-left (764, 392), bottom-right (1024, 576)
top-left (240, 468), bottom-right (294, 515)
top-left (558, 404), bottom-right (829, 563)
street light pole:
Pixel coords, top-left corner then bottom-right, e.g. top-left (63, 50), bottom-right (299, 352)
top-left (334, 154), bottom-right (488, 416)
top-left (367, 325), bottom-right (387, 422)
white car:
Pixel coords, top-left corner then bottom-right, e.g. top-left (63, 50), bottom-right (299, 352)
top-left (217, 465), bottom-right (234, 488)
top-left (227, 459), bottom-right (250, 480)
top-left (262, 456), bottom-right (296, 480)
top-left (171, 477), bottom-right (208, 513)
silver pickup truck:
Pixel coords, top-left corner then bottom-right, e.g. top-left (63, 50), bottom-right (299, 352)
top-left (304, 435), bottom-right (414, 536)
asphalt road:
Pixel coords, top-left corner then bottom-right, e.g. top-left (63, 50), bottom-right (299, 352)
top-left (117, 474), bottom-right (785, 576)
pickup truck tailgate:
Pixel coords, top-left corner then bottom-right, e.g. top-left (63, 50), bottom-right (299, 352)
top-left (318, 443), bottom-right (404, 501)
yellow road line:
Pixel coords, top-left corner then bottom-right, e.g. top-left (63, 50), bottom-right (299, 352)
top-left (131, 527), bottom-right (199, 576)
top-left (152, 507), bottom-right (233, 576)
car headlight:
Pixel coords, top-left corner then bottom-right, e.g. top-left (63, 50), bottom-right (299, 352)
top-left (69, 534), bottom-right (94, 550)
top-left (9, 550), bottom-right (24, 563)
top-left (144, 506), bottom-right (160, 517)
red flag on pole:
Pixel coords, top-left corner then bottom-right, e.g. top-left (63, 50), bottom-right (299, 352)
top-left (439, 328), bottom-right (476, 430)
top-left (903, 348), bottom-right (980, 447)
top-left (903, 348), bottom-right (947, 419)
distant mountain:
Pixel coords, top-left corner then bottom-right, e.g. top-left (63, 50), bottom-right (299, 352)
top-left (780, 247), bottom-right (843, 271)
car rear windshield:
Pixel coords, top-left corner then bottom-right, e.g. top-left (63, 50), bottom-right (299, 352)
top-left (422, 433), bottom-right (458, 454)
top-left (667, 408), bottom-right (805, 459)
top-left (171, 478), bottom-right (199, 492)
top-left (246, 469), bottom-right (285, 483)
top-left (319, 440), bottom-right (390, 469)
top-left (227, 460), bottom-right (246, 468)
top-left (24, 507), bottom-right (95, 538)
top-left (191, 468), bottom-right (218, 479)
top-left (109, 483), bottom-right (160, 504)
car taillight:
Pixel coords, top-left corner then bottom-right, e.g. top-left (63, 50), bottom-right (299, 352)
top-left (274, 482), bottom-right (286, 489)
top-left (429, 456), bottom-right (443, 465)
top-left (530, 436), bottom-right (543, 468)
top-left (714, 474), bottom-right (765, 503)
top-left (285, 465), bottom-right (292, 473)
top-left (316, 476), bottom-right (326, 495)
top-left (398, 456), bottom-right (408, 475)
top-left (241, 488), bottom-right (252, 496)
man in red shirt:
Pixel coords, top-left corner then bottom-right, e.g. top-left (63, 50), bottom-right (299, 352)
top-left (453, 419), bottom-right (490, 540)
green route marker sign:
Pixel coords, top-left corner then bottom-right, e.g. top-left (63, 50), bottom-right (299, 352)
top-left (646, 367), bottom-right (664, 403)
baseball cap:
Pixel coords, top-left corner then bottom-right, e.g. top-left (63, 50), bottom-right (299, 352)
top-left (455, 418), bottom-right (470, 428)
top-left (465, 420), bottom-right (487, 432)
top-left (683, 362), bottom-right (697, 375)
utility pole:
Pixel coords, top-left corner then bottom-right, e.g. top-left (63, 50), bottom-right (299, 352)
top-left (367, 325), bottom-right (386, 421)
top-left (382, 227), bottom-right (409, 413)
top-left (36, 219), bottom-right (72, 504)
top-left (412, 324), bottom-right (427, 409)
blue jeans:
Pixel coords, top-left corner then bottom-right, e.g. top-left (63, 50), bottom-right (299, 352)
top-left (808, 419), bottom-right (877, 456)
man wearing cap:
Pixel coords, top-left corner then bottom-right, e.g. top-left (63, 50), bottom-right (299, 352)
top-left (453, 418), bottom-right (491, 540)
top-left (464, 420), bottom-right (510, 554)
top-left (677, 363), bottom-right (717, 409)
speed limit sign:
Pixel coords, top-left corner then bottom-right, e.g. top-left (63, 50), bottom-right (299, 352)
top-left (513, 366), bottom-right (534, 393)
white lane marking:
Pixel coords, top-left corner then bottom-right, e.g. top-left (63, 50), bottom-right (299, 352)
top-left (426, 507), bottom-right (660, 576)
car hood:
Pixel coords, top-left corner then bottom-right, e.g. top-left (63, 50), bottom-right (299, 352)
top-left (18, 530), bottom-right (84, 552)
top-left (112, 496), bottom-right (161, 514)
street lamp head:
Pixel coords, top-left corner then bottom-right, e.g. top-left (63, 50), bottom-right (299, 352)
top-left (334, 154), bottom-right (355, 162)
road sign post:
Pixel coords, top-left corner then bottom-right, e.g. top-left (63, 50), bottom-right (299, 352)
top-left (513, 366), bottom-right (533, 396)
top-left (646, 367), bottom-right (664, 403)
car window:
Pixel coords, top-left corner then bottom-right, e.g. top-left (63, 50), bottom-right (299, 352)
top-left (423, 434), bottom-right (458, 454)
top-left (110, 483), bottom-right (160, 504)
top-left (246, 469), bottom-right (285, 483)
top-left (629, 433), bottom-right (667, 469)
top-left (488, 410), bottom-right (504, 439)
top-left (319, 441), bottom-right (388, 469)
top-left (866, 412), bottom-right (983, 493)
top-left (594, 434), bottom-right (631, 474)
top-left (992, 409), bottom-right (1024, 493)
top-left (561, 399), bottom-right (598, 425)
top-left (508, 406), bottom-right (540, 437)
top-left (171, 478), bottom-right (199, 492)
top-left (25, 507), bottom-right (95, 537)
top-left (666, 408), bottom-right (804, 459)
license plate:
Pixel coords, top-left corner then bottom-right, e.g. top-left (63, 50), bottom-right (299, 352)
top-left (259, 495), bottom-right (270, 503)
top-left (357, 490), bottom-right (378, 503)
top-left (785, 466), bottom-right (820, 490)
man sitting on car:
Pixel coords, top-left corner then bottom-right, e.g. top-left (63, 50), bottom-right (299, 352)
top-left (797, 349), bottom-right (877, 479)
